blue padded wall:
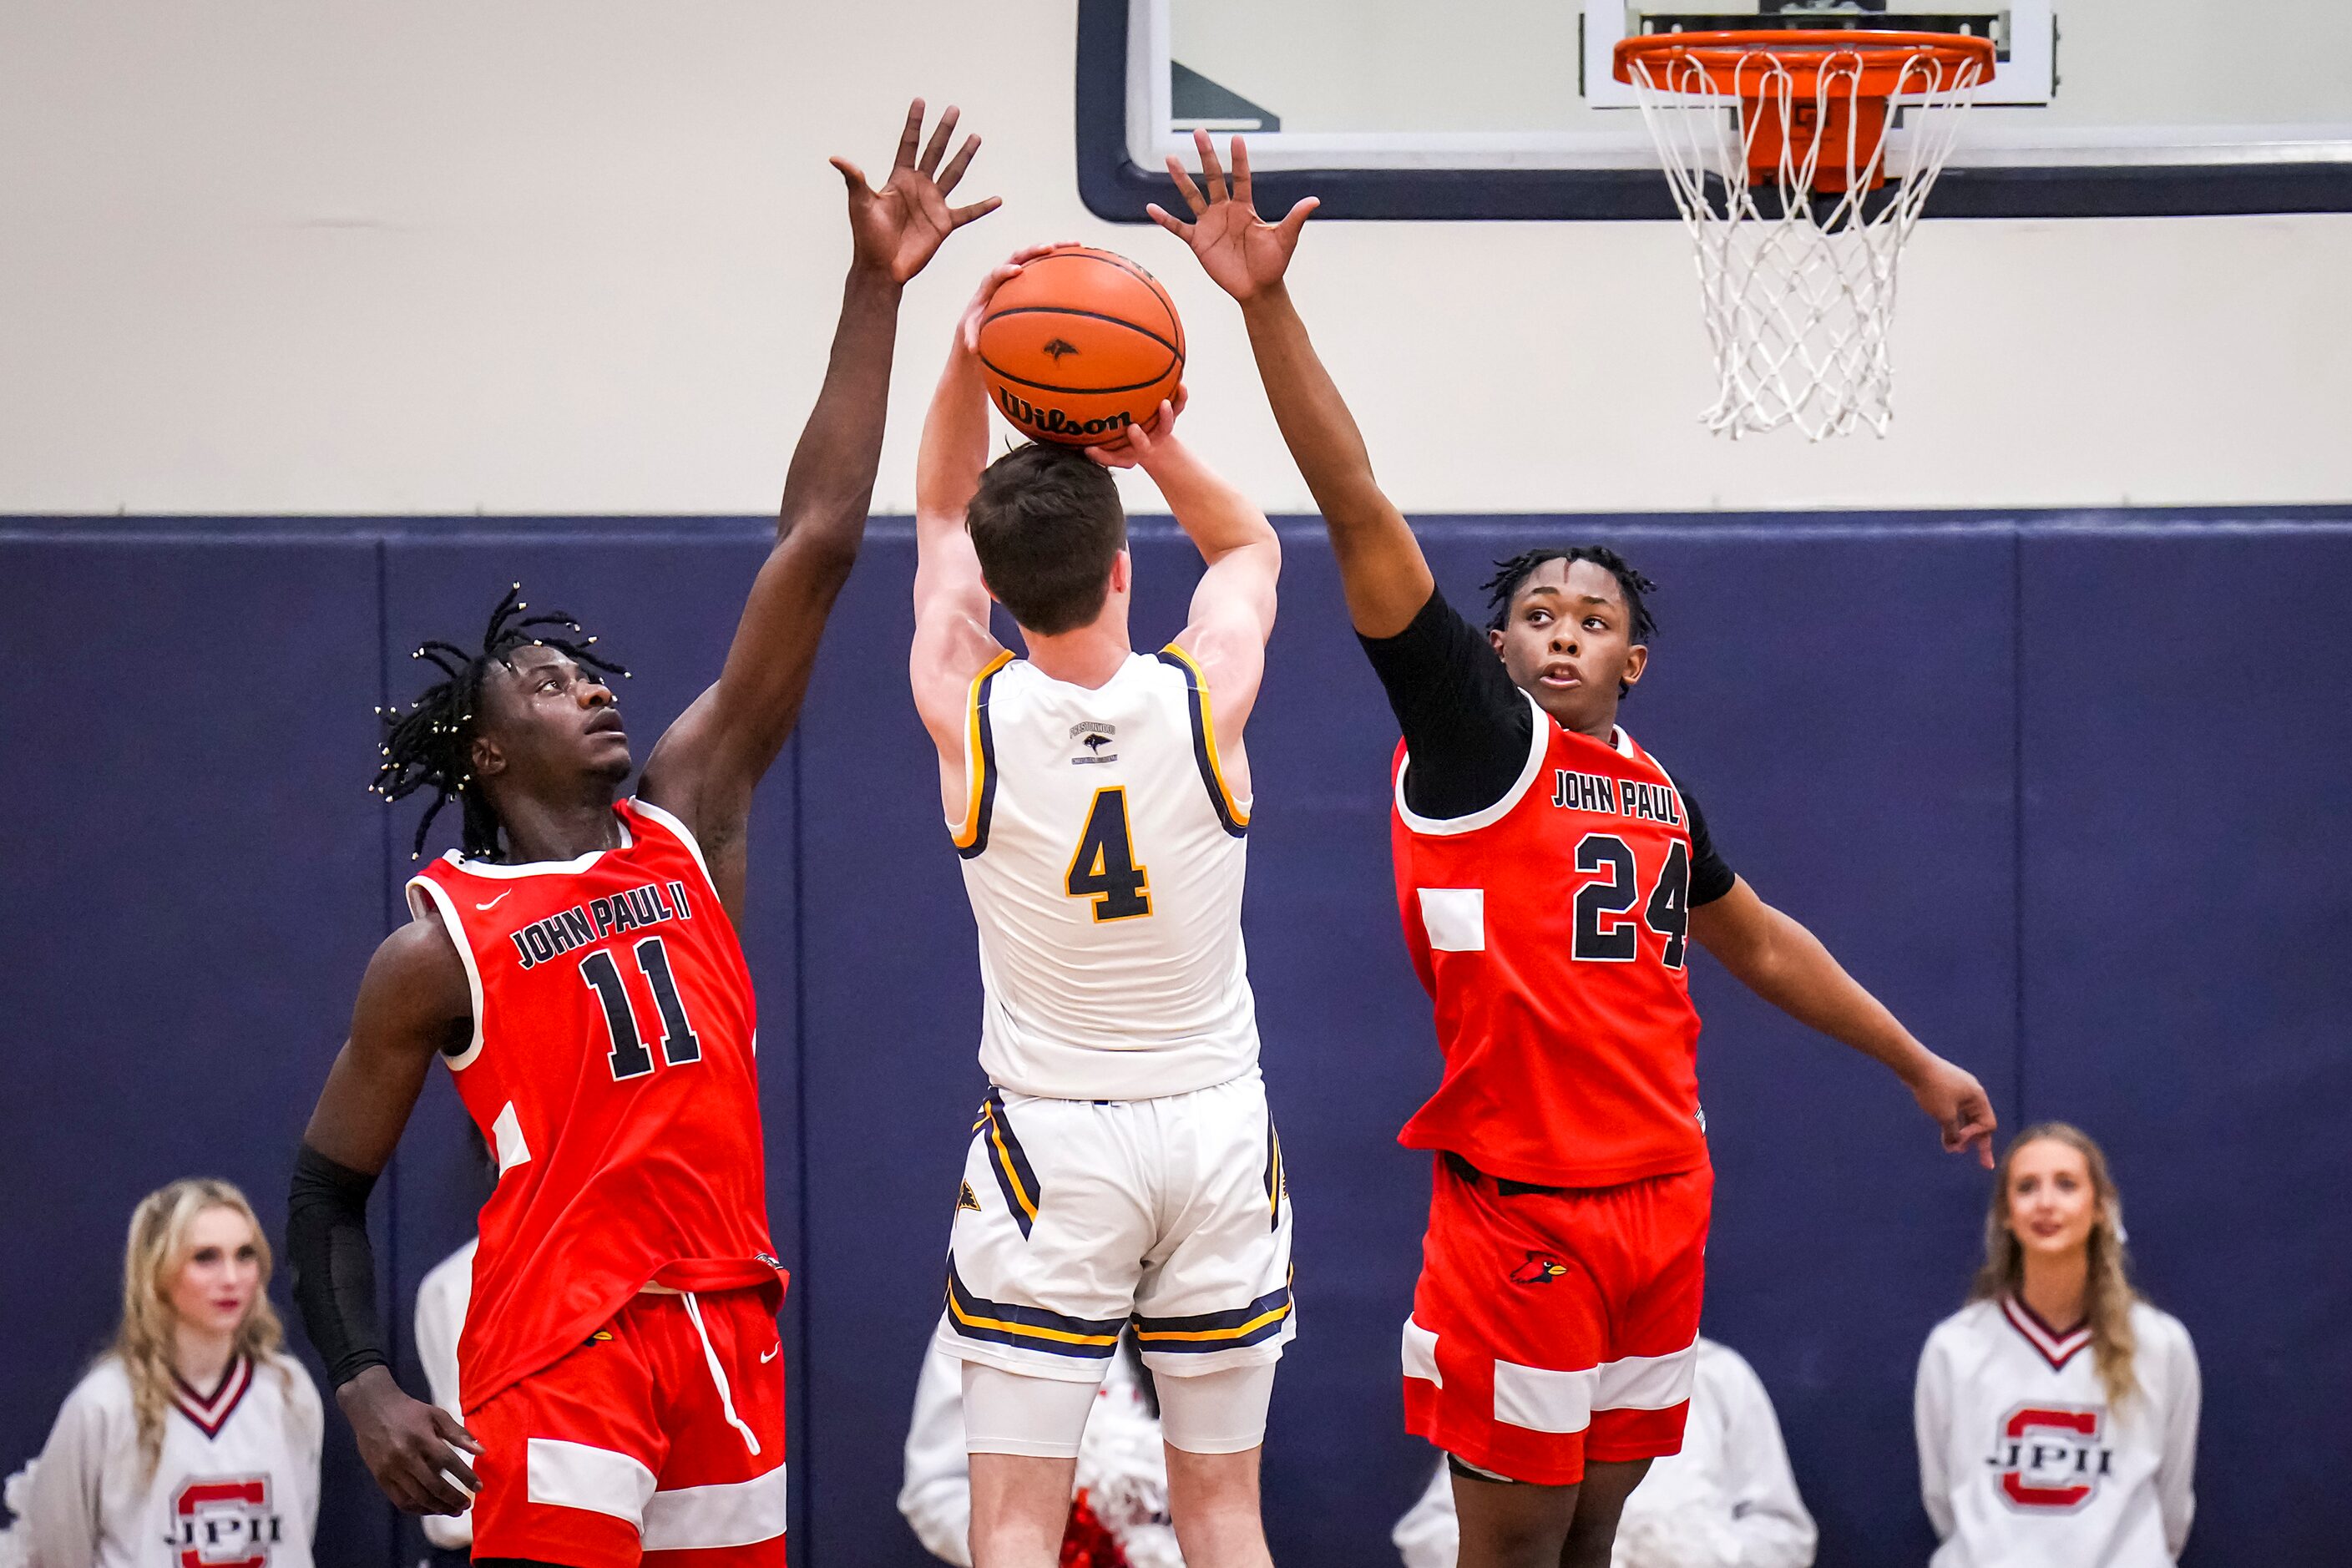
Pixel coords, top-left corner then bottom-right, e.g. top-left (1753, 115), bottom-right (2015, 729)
top-left (0, 536), bottom-right (394, 1565)
top-left (2016, 526), bottom-right (2352, 1566)
top-left (2, 510), bottom-right (2344, 1568)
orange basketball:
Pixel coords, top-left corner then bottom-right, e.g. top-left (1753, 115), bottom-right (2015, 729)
top-left (977, 245), bottom-right (1185, 448)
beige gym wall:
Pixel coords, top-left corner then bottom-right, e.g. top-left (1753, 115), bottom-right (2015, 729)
top-left (1, 0), bottom-right (2345, 515)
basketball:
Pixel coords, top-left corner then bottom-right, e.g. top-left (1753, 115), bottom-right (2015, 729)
top-left (976, 245), bottom-right (1185, 447)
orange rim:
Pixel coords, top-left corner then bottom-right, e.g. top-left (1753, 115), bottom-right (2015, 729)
top-left (1612, 28), bottom-right (1995, 95)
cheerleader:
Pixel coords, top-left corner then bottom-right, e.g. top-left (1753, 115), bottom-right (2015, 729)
top-left (18, 1179), bottom-right (321, 1567)
top-left (1914, 1124), bottom-right (2198, 1567)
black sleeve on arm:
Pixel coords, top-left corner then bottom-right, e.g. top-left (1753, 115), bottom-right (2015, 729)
top-left (286, 1143), bottom-right (388, 1388)
top-left (1357, 589), bottom-right (1535, 821)
top-left (1681, 781), bottom-right (1737, 906)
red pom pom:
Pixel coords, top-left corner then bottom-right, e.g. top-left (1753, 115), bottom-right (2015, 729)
top-left (1059, 1489), bottom-right (1132, 1568)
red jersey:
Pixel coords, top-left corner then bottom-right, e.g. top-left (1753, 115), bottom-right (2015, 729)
top-left (1391, 712), bottom-right (1709, 1188)
top-left (407, 798), bottom-right (780, 1413)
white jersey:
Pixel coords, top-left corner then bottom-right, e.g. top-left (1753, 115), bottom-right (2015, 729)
top-left (19, 1353), bottom-right (321, 1568)
top-left (949, 645), bottom-right (1258, 1100)
top-left (412, 1237), bottom-right (478, 1552)
top-left (1915, 1297), bottom-right (2199, 1568)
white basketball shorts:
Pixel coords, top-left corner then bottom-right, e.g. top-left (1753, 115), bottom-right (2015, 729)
top-left (934, 1068), bottom-right (1296, 1382)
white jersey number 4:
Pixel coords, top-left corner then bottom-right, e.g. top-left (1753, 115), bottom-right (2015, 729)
top-left (1066, 787), bottom-right (1153, 922)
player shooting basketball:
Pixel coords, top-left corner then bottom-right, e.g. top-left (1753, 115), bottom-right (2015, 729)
top-left (1154, 131), bottom-right (1998, 1568)
top-left (283, 102), bottom-right (997, 1567)
top-left (907, 255), bottom-right (1288, 1568)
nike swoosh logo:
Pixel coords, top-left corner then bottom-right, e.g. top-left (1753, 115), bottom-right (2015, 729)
top-left (475, 892), bottom-right (512, 911)
top-left (761, 1344), bottom-right (780, 1363)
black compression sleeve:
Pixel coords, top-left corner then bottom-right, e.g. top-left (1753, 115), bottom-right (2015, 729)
top-left (1357, 589), bottom-right (1535, 821)
top-left (286, 1142), bottom-right (388, 1388)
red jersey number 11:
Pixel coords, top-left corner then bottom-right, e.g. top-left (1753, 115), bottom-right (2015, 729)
top-left (580, 935), bottom-right (704, 1080)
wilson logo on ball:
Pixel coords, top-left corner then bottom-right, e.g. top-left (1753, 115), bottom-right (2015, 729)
top-left (978, 244), bottom-right (1185, 448)
top-left (994, 388), bottom-right (1134, 441)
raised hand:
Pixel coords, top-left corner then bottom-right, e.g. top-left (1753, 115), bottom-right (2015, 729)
top-left (1149, 129), bottom-right (1318, 302)
top-left (831, 99), bottom-right (1001, 286)
top-left (1086, 389), bottom-right (1186, 471)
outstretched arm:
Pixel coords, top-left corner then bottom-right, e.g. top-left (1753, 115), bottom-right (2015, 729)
top-left (909, 259), bottom-right (1039, 818)
top-left (643, 100), bottom-right (999, 916)
top-left (1690, 879), bottom-right (1998, 1166)
top-left (289, 919), bottom-right (483, 1517)
top-left (1151, 131), bottom-right (1429, 638)
top-left (1090, 395), bottom-right (1277, 757)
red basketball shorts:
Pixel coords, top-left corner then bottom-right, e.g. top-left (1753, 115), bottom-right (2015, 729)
top-left (1402, 1154), bottom-right (1712, 1486)
top-left (470, 1285), bottom-right (787, 1566)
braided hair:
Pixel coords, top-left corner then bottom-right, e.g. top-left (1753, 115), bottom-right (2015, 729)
top-left (1479, 546), bottom-right (1659, 698)
top-left (372, 584), bottom-right (628, 861)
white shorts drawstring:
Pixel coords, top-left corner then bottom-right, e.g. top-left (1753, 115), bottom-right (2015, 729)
top-left (680, 1291), bottom-right (762, 1458)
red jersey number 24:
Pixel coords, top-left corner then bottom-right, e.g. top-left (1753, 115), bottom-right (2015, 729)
top-left (1572, 835), bottom-right (1689, 969)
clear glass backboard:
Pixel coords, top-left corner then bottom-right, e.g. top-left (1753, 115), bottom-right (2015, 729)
top-left (1076, 0), bottom-right (2352, 218)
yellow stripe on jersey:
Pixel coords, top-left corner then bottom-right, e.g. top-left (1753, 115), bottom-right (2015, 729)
top-left (1159, 642), bottom-right (1251, 829)
top-left (1134, 1300), bottom-right (1292, 1344)
top-left (944, 1292), bottom-right (1120, 1349)
top-left (986, 1102), bottom-right (1039, 1227)
top-left (1131, 1278), bottom-right (1296, 1350)
top-left (944, 1266), bottom-right (1124, 1357)
top-left (952, 650), bottom-right (1017, 852)
top-left (1265, 1123), bottom-right (1285, 1230)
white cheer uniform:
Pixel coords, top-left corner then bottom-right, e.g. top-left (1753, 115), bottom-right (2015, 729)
top-left (1915, 1296), bottom-right (2198, 1568)
top-left (1391, 1338), bottom-right (1816, 1568)
top-left (412, 1237), bottom-right (479, 1553)
top-left (898, 1330), bottom-right (1181, 1567)
top-left (936, 647), bottom-right (1294, 1382)
top-left (20, 1353), bottom-right (321, 1568)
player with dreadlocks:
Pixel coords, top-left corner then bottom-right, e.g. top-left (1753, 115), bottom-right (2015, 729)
top-left (1156, 131), bottom-right (1998, 1568)
top-left (373, 584), bottom-right (631, 861)
top-left (285, 100), bottom-right (999, 1568)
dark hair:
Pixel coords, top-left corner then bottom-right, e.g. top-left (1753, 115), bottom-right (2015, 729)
top-left (1481, 547), bottom-right (1659, 699)
top-left (964, 443), bottom-right (1127, 635)
top-left (371, 584), bottom-right (626, 861)
top-left (1481, 546), bottom-right (1658, 641)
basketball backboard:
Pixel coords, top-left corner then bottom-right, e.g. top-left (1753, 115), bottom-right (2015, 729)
top-left (1076, 0), bottom-right (2352, 219)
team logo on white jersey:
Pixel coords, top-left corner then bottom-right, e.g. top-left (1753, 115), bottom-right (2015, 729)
top-left (168, 1475), bottom-right (286, 1568)
top-left (1069, 721), bottom-right (1118, 766)
top-left (1986, 1404), bottom-right (2113, 1511)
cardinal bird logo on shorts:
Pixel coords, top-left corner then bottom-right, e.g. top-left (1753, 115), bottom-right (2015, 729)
top-left (1043, 337), bottom-right (1080, 362)
top-left (1510, 1252), bottom-right (1571, 1285)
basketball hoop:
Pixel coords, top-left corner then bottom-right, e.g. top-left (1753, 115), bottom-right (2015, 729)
top-left (1614, 29), bottom-right (1996, 440)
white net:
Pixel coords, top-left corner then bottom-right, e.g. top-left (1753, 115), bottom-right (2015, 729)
top-left (1621, 41), bottom-right (1990, 440)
